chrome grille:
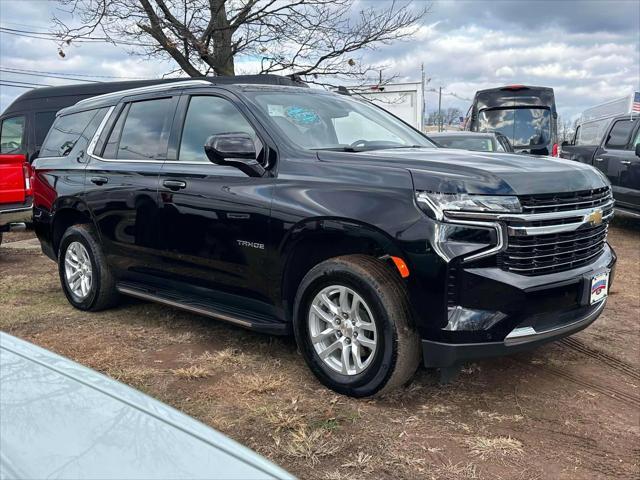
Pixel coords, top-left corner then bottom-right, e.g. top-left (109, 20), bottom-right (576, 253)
top-left (498, 223), bottom-right (608, 275)
top-left (518, 187), bottom-right (611, 214)
top-left (498, 188), bottom-right (613, 276)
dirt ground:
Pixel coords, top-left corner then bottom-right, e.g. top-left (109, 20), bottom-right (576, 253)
top-left (1, 219), bottom-right (638, 480)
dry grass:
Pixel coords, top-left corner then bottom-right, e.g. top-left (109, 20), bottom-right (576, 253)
top-left (172, 365), bottom-right (209, 379)
top-left (430, 461), bottom-right (479, 479)
top-left (241, 372), bottom-right (287, 394)
top-left (466, 436), bottom-right (524, 459)
top-left (473, 410), bottom-right (524, 423)
top-left (280, 426), bottom-right (340, 465)
top-left (105, 366), bottom-right (158, 386)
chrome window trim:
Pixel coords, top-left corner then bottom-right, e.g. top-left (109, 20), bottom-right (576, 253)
top-left (75, 80), bottom-right (211, 107)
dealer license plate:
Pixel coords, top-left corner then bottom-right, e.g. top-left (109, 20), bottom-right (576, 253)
top-left (590, 271), bottom-right (609, 305)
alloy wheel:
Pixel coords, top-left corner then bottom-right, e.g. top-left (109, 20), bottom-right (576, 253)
top-left (64, 241), bottom-right (93, 300)
top-left (308, 285), bottom-right (378, 375)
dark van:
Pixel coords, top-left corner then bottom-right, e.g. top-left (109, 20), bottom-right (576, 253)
top-left (465, 85), bottom-right (558, 156)
top-left (0, 76), bottom-right (303, 163)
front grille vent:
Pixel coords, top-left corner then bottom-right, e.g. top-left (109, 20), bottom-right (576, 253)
top-left (498, 224), bottom-right (608, 276)
top-left (497, 188), bottom-right (613, 276)
top-left (518, 187), bottom-right (611, 214)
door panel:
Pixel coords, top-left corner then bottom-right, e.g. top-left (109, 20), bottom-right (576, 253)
top-left (157, 163), bottom-right (273, 305)
top-left (597, 119), bottom-right (638, 208)
top-left (84, 96), bottom-right (177, 277)
top-left (616, 126), bottom-right (640, 209)
top-left (156, 93), bottom-right (275, 310)
top-left (84, 159), bottom-right (164, 276)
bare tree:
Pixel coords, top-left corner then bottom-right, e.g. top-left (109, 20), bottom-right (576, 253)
top-left (53, 0), bottom-right (428, 80)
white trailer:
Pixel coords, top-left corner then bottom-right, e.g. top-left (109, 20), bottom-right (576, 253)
top-left (348, 82), bottom-right (424, 131)
top-left (575, 91), bottom-right (640, 145)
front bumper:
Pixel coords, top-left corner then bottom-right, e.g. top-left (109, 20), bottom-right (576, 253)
top-left (419, 242), bottom-right (616, 367)
top-left (422, 299), bottom-right (605, 367)
top-left (0, 205), bottom-right (32, 230)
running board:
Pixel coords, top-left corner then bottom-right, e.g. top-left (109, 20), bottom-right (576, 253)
top-left (116, 282), bottom-right (287, 335)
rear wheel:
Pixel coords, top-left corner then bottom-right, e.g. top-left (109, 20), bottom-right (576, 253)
top-left (294, 255), bottom-right (421, 397)
top-left (58, 225), bottom-right (119, 311)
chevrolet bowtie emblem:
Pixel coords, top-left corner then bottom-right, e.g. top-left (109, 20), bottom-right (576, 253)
top-left (587, 209), bottom-right (603, 226)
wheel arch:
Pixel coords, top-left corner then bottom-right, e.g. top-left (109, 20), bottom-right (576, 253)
top-left (51, 200), bottom-right (95, 256)
top-left (278, 217), bottom-right (410, 322)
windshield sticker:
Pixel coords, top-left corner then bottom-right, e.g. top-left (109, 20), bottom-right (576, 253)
top-left (285, 106), bottom-right (320, 125)
top-left (267, 104), bottom-right (285, 117)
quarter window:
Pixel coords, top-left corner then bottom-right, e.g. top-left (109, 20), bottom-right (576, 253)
top-left (178, 96), bottom-right (259, 162)
top-left (103, 98), bottom-right (174, 160)
top-left (605, 119), bottom-right (636, 149)
top-left (0, 116), bottom-right (25, 154)
top-left (40, 110), bottom-right (98, 158)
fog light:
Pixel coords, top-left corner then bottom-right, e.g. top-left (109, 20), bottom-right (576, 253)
top-left (445, 306), bottom-right (506, 331)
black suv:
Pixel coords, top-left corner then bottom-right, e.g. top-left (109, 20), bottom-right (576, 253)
top-left (32, 77), bottom-right (616, 397)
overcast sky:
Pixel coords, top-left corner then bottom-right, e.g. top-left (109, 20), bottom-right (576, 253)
top-left (0, 0), bottom-right (638, 120)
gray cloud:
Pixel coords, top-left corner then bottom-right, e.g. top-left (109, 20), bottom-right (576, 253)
top-left (1, 0), bottom-right (639, 121)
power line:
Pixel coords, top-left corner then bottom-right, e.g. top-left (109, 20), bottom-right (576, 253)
top-left (0, 79), bottom-right (55, 87)
top-left (0, 27), bottom-right (154, 47)
top-left (1, 66), bottom-right (148, 80)
top-left (0, 83), bottom-right (35, 90)
top-left (1, 68), bottom-right (101, 83)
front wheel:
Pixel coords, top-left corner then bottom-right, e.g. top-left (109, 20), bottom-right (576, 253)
top-left (293, 255), bottom-right (421, 397)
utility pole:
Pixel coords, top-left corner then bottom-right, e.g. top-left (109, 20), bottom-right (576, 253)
top-left (421, 63), bottom-right (425, 131)
top-left (438, 86), bottom-right (442, 132)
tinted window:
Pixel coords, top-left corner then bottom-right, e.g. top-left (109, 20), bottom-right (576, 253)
top-left (605, 119), bottom-right (636, 149)
top-left (40, 109), bottom-right (98, 158)
top-left (35, 111), bottom-right (58, 147)
top-left (112, 98), bottom-right (173, 160)
top-left (478, 108), bottom-right (550, 148)
top-left (179, 96), bottom-right (258, 162)
top-left (0, 116), bottom-right (25, 154)
top-left (434, 136), bottom-right (495, 152)
top-left (102, 106), bottom-right (128, 159)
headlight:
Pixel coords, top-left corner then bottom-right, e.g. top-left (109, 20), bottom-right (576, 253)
top-left (416, 191), bottom-right (521, 220)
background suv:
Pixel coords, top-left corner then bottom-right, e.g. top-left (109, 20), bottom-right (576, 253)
top-left (32, 77), bottom-right (616, 397)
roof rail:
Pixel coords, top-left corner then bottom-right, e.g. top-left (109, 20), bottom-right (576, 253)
top-left (75, 80), bottom-right (211, 106)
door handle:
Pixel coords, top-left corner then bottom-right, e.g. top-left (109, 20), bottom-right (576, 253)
top-left (163, 179), bottom-right (187, 190)
top-left (620, 160), bottom-right (631, 166)
top-left (90, 176), bottom-right (108, 185)
top-left (594, 158), bottom-right (604, 162)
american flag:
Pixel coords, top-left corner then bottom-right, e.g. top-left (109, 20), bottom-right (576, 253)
top-left (633, 91), bottom-right (640, 113)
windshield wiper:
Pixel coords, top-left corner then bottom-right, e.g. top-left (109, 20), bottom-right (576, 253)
top-left (310, 146), bottom-right (364, 152)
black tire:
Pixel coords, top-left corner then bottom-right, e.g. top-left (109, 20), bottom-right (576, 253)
top-left (293, 254), bottom-right (421, 398)
top-left (58, 224), bottom-right (120, 311)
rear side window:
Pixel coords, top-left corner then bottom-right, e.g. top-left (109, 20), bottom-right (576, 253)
top-left (605, 119), bottom-right (636, 149)
top-left (34, 111), bottom-right (58, 148)
top-left (40, 109), bottom-right (99, 158)
top-left (0, 116), bottom-right (25, 154)
top-left (103, 98), bottom-right (173, 160)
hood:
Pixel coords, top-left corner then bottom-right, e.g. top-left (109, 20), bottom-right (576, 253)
top-left (317, 147), bottom-right (608, 195)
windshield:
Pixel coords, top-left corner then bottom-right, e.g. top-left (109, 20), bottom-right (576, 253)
top-left (245, 91), bottom-right (434, 151)
top-left (433, 136), bottom-right (495, 152)
top-left (477, 107), bottom-right (550, 148)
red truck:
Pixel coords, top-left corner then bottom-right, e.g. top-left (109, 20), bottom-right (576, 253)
top-left (0, 121), bottom-right (32, 245)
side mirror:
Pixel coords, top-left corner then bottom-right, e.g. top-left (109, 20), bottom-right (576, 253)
top-left (635, 143), bottom-right (640, 158)
top-left (204, 132), bottom-right (265, 177)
